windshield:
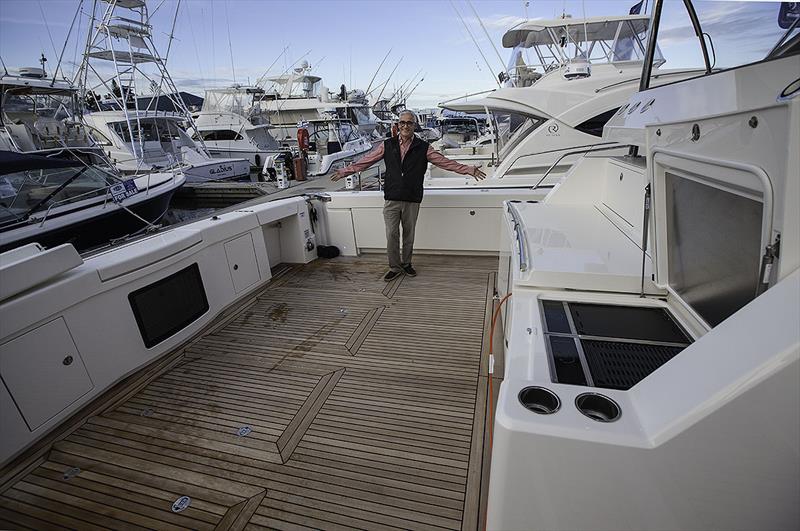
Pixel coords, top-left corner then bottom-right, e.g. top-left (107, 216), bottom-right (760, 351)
top-left (647, 1), bottom-right (795, 82)
top-left (0, 165), bottom-right (117, 225)
top-left (2, 93), bottom-right (75, 121)
top-left (202, 90), bottom-right (249, 114)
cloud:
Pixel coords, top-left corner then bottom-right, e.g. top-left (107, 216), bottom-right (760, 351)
top-left (461, 14), bottom-right (532, 31)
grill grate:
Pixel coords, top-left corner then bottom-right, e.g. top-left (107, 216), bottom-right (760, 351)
top-left (581, 339), bottom-right (684, 390)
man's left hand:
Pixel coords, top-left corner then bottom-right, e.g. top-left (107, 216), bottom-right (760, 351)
top-left (471, 165), bottom-right (486, 180)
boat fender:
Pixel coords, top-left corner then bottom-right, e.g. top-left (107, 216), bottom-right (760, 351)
top-left (297, 128), bottom-right (310, 152)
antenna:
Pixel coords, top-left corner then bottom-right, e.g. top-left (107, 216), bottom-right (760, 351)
top-left (467, 0), bottom-right (507, 77)
top-left (51, 0), bottom-right (84, 85)
top-left (365, 49), bottom-right (392, 95)
top-left (450, 0), bottom-right (501, 87)
top-left (375, 57), bottom-right (403, 101)
top-left (405, 73), bottom-right (426, 103)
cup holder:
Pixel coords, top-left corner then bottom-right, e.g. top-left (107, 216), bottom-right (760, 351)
top-left (575, 393), bottom-right (621, 423)
top-left (518, 386), bottom-right (560, 415)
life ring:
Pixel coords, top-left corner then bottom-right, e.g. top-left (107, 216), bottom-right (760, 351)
top-left (297, 127), bottom-right (310, 151)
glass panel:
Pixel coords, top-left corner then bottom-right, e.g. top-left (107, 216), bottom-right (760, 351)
top-left (653, 1), bottom-right (791, 77)
top-left (0, 166), bottom-right (115, 223)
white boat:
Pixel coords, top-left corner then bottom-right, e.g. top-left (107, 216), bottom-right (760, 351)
top-left (0, 2), bottom-right (796, 529)
top-left (1, 70), bottom-right (105, 163)
top-left (0, 150), bottom-right (184, 253)
top-left (426, 12), bottom-right (689, 189)
top-left (74, 0), bottom-right (250, 183)
top-left (192, 85), bottom-right (283, 168)
top-left (260, 61), bottom-right (379, 142)
top-left (82, 110), bottom-right (250, 182)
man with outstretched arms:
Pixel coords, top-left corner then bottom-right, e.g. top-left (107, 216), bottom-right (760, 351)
top-left (332, 110), bottom-right (486, 281)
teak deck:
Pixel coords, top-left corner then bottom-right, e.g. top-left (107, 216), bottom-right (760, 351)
top-left (0, 254), bottom-right (503, 530)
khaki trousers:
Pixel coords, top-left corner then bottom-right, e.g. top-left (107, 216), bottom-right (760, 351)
top-left (383, 200), bottom-right (421, 271)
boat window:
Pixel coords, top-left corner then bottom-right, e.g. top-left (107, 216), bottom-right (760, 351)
top-left (0, 165), bottom-right (116, 225)
top-left (111, 122), bottom-right (133, 143)
top-left (498, 114), bottom-right (547, 159)
top-left (575, 108), bottom-right (621, 137)
top-left (205, 129), bottom-right (243, 141)
top-left (646, 1), bottom-right (795, 85)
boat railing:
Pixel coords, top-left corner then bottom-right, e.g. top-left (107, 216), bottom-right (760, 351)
top-left (506, 200), bottom-right (528, 272)
top-left (501, 142), bottom-right (625, 187)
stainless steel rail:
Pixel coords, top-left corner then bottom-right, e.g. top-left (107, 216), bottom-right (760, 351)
top-left (506, 201), bottom-right (528, 272)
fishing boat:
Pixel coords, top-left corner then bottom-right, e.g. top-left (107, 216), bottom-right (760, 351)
top-left (260, 61), bottom-right (379, 142)
top-left (0, 1), bottom-right (796, 529)
top-left (426, 12), bottom-right (691, 189)
top-left (192, 85), bottom-right (283, 169)
top-left (1, 68), bottom-right (105, 164)
top-left (0, 150), bottom-right (184, 253)
top-left (74, 0), bottom-right (250, 182)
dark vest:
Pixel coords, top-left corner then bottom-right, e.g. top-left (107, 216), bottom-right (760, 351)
top-left (382, 136), bottom-right (429, 203)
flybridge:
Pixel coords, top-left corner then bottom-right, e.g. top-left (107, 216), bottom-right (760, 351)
top-left (502, 14), bottom-right (660, 86)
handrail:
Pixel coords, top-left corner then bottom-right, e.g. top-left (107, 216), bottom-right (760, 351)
top-left (502, 141), bottom-right (622, 186)
top-left (530, 143), bottom-right (629, 189)
top-left (506, 201), bottom-right (528, 272)
top-left (594, 68), bottom-right (707, 94)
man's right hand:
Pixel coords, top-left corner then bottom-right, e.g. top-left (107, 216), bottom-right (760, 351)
top-left (331, 169), bottom-right (348, 182)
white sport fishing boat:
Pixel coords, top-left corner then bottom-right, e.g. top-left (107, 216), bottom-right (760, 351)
top-left (260, 61), bottom-right (378, 142)
top-left (74, 0), bottom-right (250, 182)
top-left (192, 85), bottom-right (282, 168)
top-left (427, 12), bottom-right (690, 189)
top-left (0, 69), bottom-right (102, 163)
top-left (0, 2), bottom-right (796, 529)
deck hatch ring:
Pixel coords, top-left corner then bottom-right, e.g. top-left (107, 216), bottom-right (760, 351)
top-left (140, 408), bottom-right (154, 417)
top-left (575, 393), bottom-right (621, 423)
top-left (237, 426), bottom-right (252, 437)
top-left (63, 467), bottom-right (80, 480)
top-left (172, 496), bottom-right (191, 513)
top-left (518, 386), bottom-right (561, 415)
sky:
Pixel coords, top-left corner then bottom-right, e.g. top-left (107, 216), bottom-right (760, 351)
top-left (0, 0), bottom-right (791, 109)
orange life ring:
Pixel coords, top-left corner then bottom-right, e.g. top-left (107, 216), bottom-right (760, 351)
top-left (297, 127), bottom-right (310, 151)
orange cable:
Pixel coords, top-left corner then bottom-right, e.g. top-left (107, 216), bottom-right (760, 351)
top-left (484, 291), bottom-right (511, 531)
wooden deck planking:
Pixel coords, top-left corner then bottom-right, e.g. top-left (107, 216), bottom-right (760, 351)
top-left (0, 254), bottom-right (502, 530)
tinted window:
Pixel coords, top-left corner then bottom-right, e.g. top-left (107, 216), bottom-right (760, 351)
top-left (575, 108), bottom-right (620, 137)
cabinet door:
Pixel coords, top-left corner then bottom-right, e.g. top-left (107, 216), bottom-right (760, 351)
top-left (0, 318), bottom-right (93, 431)
top-left (224, 233), bottom-right (260, 293)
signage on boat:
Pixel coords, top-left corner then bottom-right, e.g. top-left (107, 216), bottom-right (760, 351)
top-left (209, 164), bottom-right (234, 176)
top-left (546, 123), bottom-right (560, 136)
top-left (110, 179), bottom-right (139, 202)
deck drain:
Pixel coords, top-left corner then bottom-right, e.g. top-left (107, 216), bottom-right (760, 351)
top-left (62, 467), bottom-right (80, 480)
top-left (172, 495), bottom-right (191, 513)
top-left (140, 408), bottom-right (154, 417)
top-left (237, 426), bottom-right (252, 437)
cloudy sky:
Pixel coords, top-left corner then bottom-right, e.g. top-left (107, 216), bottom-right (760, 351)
top-left (0, 0), bottom-right (790, 108)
